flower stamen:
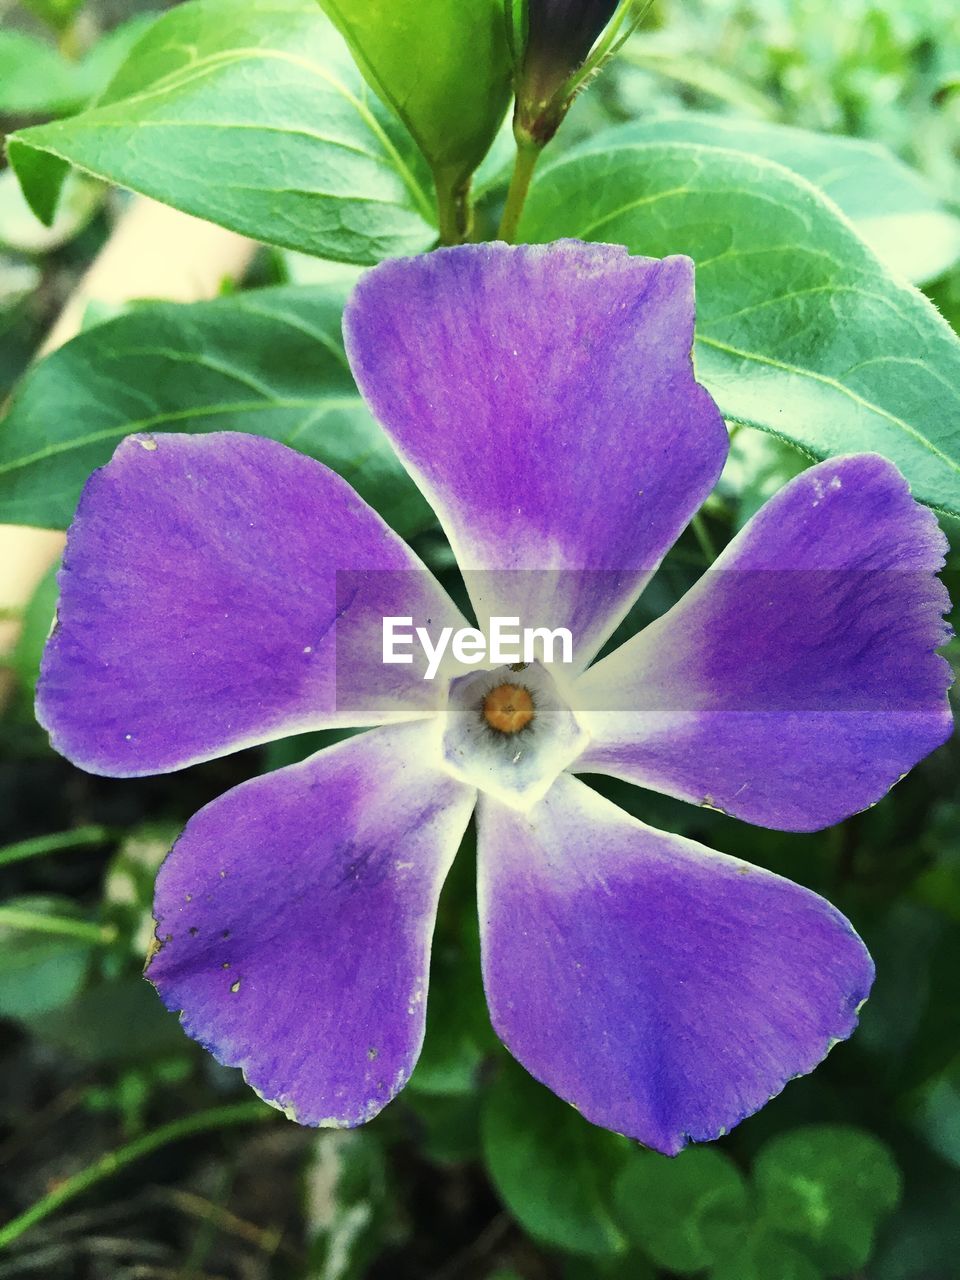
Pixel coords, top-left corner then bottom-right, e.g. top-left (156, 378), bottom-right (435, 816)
top-left (483, 683), bottom-right (535, 735)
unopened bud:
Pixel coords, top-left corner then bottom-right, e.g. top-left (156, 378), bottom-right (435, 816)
top-left (517, 0), bottom-right (621, 142)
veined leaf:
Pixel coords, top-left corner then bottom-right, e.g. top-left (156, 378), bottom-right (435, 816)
top-left (0, 284), bottom-right (433, 537)
top-left (520, 141), bottom-right (960, 516)
top-left (574, 114), bottom-right (960, 285)
top-left (7, 0), bottom-right (437, 265)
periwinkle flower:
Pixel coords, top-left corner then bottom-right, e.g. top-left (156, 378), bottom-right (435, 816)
top-left (37, 241), bottom-right (952, 1154)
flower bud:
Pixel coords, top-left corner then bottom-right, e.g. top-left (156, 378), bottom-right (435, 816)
top-left (517, 0), bottom-right (621, 142)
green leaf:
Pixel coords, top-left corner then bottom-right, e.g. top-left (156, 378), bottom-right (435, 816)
top-left (0, 284), bottom-right (434, 537)
top-left (613, 1146), bottom-right (751, 1274)
top-left (710, 1223), bottom-right (824, 1280)
top-left (318, 0), bottom-right (513, 187)
top-left (19, 0), bottom-right (86, 36)
top-left (31, 976), bottom-right (187, 1063)
top-left (7, 0), bottom-right (437, 264)
top-left (0, 31), bottom-right (82, 115)
top-left (0, 168), bottom-right (102, 256)
top-left (575, 114), bottom-right (960, 285)
top-left (0, 18), bottom-right (157, 118)
top-left (912, 1061), bottom-right (960, 1170)
top-left (482, 1060), bottom-right (629, 1257)
top-left (11, 561), bottom-right (59, 696)
top-left (753, 1125), bottom-right (901, 1274)
top-left (520, 141), bottom-right (960, 516)
top-left (0, 895), bottom-right (93, 1018)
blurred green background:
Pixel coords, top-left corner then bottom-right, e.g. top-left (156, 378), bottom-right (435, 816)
top-left (1, 0), bottom-right (959, 1276)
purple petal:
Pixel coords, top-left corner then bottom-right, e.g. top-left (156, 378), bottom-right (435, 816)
top-left (577, 455), bottom-right (953, 831)
top-left (148, 722), bottom-right (475, 1125)
top-left (479, 774), bottom-right (874, 1155)
top-left (37, 432), bottom-right (465, 775)
top-left (344, 241), bottom-right (728, 668)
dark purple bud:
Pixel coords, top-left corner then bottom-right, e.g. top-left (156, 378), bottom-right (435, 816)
top-left (526, 0), bottom-right (621, 78)
top-left (518, 0), bottom-right (621, 142)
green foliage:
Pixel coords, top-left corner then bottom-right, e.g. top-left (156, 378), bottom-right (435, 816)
top-left (0, 169), bottom-right (102, 256)
top-left (0, 285), bottom-right (433, 537)
top-left (753, 1125), bottom-right (902, 1274)
top-left (317, 0), bottom-right (513, 190)
top-left (7, 0), bottom-right (438, 263)
top-left (18, 0), bottom-right (85, 35)
top-left (614, 1146), bottom-right (751, 1272)
top-left (521, 140), bottom-right (960, 516)
top-left (482, 1060), bottom-right (629, 1256)
top-left (0, 895), bottom-right (93, 1017)
top-left (0, 18), bottom-right (156, 117)
top-left (577, 113), bottom-right (960, 285)
top-left (710, 1225), bottom-right (824, 1280)
top-left (305, 1130), bottom-right (390, 1280)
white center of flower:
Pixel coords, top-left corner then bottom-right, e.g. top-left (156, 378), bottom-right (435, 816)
top-left (437, 660), bottom-right (589, 810)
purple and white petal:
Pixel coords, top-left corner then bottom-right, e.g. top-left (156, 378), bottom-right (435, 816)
top-left (576, 455), bottom-right (953, 831)
top-left (148, 721), bottom-right (475, 1126)
top-left (37, 432), bottom-right (466, 775)
top-left (478, 774), bottom-right (873, 1155)
top-left (344, 241), bottom-right (728, 669)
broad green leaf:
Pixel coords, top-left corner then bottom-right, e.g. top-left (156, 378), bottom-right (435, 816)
top-left (482, 1060), bottom-right (629, 1257)
top-left (318, 0), bottom-right (512, 187)
top-left (0, 284), bottom-right (434, 537)
top-left (7, 0), bottom-right (437, 264)
top-left (613, 1146), bottom-right (751, 1274)
top-left (520, 141), bottom-right (960, 516)
top-left (753, 1125), bottom-right (901, 1274)
top-left (574, 114), bottom-right (960, 284)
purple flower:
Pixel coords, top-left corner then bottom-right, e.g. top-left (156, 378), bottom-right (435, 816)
top-left (37, 241), bottom-right (952, 1154)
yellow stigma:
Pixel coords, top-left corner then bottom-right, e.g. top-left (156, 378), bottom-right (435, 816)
top-left (483, 683), bottom-right (535, 735)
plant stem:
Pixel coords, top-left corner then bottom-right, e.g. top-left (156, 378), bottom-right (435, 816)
top-left (0, 824), bottom-right (114, 870)
top-left (691, 513), bottom-right (718, 563)
top-left (0, 906), bottom-right (115, 945)
top-left (0, 1102), bottom-right (272, 1250)
top-left (434, 170), bottom-right (473, 246)
top-left (498, 138), bottom-right (542, 243)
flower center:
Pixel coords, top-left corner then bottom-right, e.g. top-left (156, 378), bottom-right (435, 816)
top-left (437, 661), bottom-right (589, 810)
top-left (483, 683), bottom-right (535, 734)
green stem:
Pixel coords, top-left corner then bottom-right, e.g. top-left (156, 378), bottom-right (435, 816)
top-left (0, 824), bottom-right (114, 870)
top-left (498, 137), bottom-right (542, 243)
top-left (691, 513), bottom-right (718, 563)
top-left (0, 1102), bottom-right (272, 1250)
top-left (434, 170), bottom-right (473, 246)
top-left (0, 906), bottom-right (115, 945)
